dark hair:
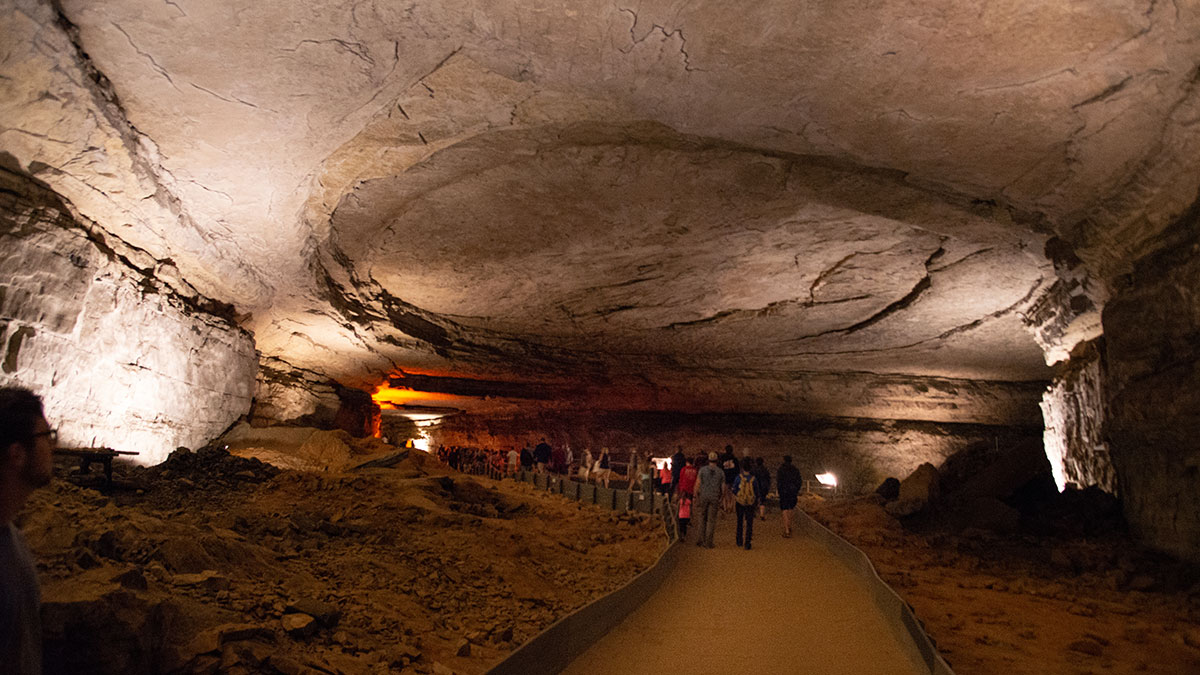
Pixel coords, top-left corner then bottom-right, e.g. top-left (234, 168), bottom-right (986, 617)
top-left (0, 387), bottom-right (45, 450)
top-left (756, 457), bottom-right (764, 467)
top-left (783, 455), bottom-right (792, 464)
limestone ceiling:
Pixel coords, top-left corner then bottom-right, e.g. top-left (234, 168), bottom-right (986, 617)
top-left (4, 0), bottom-right (1200, 404)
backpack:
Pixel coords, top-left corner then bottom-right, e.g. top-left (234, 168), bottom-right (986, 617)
top-left (736, 474), bottom-right (757, 506)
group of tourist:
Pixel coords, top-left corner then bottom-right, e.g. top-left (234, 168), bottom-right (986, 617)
top-left (433, 445), bottom-right (509, 480)
top-left (666, 445), bottom-right (803, 551)
top-left (433, 439), bottom-right (807, 552)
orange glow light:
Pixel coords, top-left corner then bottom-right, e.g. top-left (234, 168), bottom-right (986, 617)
top-left (372, 385), bottom-right (469, 408)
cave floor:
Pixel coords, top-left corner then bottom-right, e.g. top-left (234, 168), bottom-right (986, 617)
top-left (20, 449), bottom-right (667, 674)
top-left (805, 496), bottom-right (1200, 675)
top-left (19, 445), bottom-right (1200, 675)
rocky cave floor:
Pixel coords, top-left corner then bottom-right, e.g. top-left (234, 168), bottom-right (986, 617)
top-left (21, 442), bottom-right (666, 675)
top-left (806, 494), bottom-right (1200, 675)
top-left (20, 438), bottom-right (1200, 675)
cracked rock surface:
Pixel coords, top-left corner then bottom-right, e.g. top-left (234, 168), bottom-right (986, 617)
top-left (3, 0), bottom-right (1200, 435)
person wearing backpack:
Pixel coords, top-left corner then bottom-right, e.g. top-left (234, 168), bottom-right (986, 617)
top-left (731, 462), bottom-right (759, 550)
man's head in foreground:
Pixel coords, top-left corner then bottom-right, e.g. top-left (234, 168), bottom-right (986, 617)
top-left (0, 387), bottom-right (55, 519)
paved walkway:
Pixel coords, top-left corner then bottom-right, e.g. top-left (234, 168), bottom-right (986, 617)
top-left (561, 507), bottom-right (927, 675)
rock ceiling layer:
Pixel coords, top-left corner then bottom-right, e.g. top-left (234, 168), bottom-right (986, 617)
top-left (4, 0), bottom-right (1200, 411)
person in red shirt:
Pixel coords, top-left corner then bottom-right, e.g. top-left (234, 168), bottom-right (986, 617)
top-left (677, 455), bottom-right (698, 498)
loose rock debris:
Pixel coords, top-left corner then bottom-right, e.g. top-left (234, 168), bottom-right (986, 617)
top-left (21, 444), bottom-right (666, 674)
top-left (804, 494), bottom-right (1200, 675)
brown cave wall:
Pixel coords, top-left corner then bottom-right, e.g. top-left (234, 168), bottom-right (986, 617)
top-left (428, 410), bottom-right (1042, 494)
top-left (252, 357), bottom-right (342, 428)
top-left (1039, 338), bottom-right (1116, 493)
top-left (252, 357), bottom-right (380, 438)
top-left (0, 166), bottom-right (256, 464)
top-left (1103, 204), bottom-right (1200, 562)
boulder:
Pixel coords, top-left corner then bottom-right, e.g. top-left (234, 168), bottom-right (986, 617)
top-left (885, 463), bottom-right (940, 517)
top-left (875, 477), bottom-right (900, 501)
top-left (282, 613), bottom-right (317, 639)
top-left (285, 598), bottom-right (342, 628)
top-left (957, 497), bottom-right (1021, 533)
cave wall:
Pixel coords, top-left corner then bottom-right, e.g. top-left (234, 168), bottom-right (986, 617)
top-left (1102, 205), bottom-right (1200, 562)
top-left (0, 167), bottom-right (256, 464)
top-left (252, 357), bottom-right (342, 429)
top-left (429, 410), bottom-right (1041, 494)
top-left (1039, 338), bottom-right (1115, 493)
top-left (253, 357), bottom-right (380, 438)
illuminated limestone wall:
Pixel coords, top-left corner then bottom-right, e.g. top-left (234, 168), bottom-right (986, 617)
top-left (0, 167), bottom-right (256, 464)
top-left (1039, 339), bottom-right (1115, 493)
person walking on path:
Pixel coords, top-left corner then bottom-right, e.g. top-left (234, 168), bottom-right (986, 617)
top-left (719, 444), bottom-right (739, 513)
top-left (693, 452), bottom-right (723, 548)
top-left (669, 446), bottom-right (686, 495)
top-left (656, 460), bottom-right (672, 495)
top-left (597, 447), bottom-right (612, 487)
top-left (506, 447), bottom-right (519, 478)
top-left (753, 456), bottom-right (771, 521)
top-left (533, 438), bottom-right (552, 474)
top-left (676, 494), bottom-right (692, 540)
top-left (550, 443), bottom-right (567, 475)
top-left (520, 445), bottom-right (534, 474)
top-left (677, 456), bottom-right (698, 499)
top-left (638, 458), bottom-right (655, 496)
top-left (776, 455), bottom-right (802, 537)
top-left (580, 448), bottom-right (594, 482)
top-left (627, 449), bottom-right (641, 490)
top-left (732, 462), bottom-right (759, 550)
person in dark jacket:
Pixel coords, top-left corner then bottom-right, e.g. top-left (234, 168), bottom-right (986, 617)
top-left (753, 456), bottom-right (771, 521)
top-left (776, 455), bottom-right (802, 537)
top-left (533, 438), bottom-right (552, 473)
top-left (550, 444), bottom-right (567, 475)
top-left (669, 446), bottom-right (686, 495)
top-left (519, 445), bottom-right (534, 473)
top-left (719, 444), bottom-right (739, 512)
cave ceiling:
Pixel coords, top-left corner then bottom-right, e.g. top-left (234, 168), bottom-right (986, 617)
top-left (4, 0), bottom-right (1200, 414)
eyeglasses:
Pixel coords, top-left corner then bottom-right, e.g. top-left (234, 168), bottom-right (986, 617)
top-left (31, 429), bottom-right (58, 444)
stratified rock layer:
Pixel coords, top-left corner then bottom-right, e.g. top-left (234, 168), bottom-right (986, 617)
top-left (1040, 339), bottom-right (1115, 493)
top-left (0, 167), bottom-right (255, 463)
top-left (1104, 206), bottom-right (1200, 561)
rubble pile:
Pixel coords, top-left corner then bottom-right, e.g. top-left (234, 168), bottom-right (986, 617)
top-left (804, 492), bottom-right (1200, 675)
top-left (21, 445), bottom-right (666, 675)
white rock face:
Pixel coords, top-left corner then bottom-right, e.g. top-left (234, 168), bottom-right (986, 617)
top-left (1040, 340), bottom-right (1114, 493)
top-left (0, 169), bottom-right (256, 464)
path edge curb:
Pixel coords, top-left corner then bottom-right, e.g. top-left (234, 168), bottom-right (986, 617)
top-left (485, 473), bottom-right (680, 675)
top-left (797, 509), bottom-right (957, 675)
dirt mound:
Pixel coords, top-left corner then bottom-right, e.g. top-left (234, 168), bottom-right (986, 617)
top-left (19, 453), bottom-right (666, 675)
top-left (219, 423), bottom-right (405, 473)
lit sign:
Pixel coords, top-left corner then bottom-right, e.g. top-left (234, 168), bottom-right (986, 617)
top-left (815, 472), bottom-right (838, 487)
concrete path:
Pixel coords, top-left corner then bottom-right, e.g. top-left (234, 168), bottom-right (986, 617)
top-left (561, 508), bottom-right (927, 675)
